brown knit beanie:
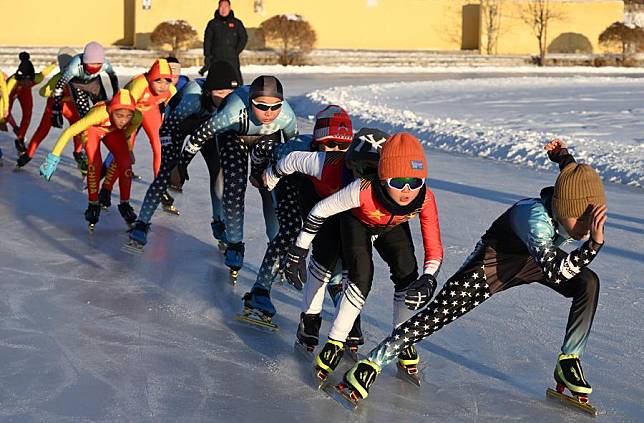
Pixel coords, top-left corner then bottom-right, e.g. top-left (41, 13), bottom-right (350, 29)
top-left (378, 132), bottom-right (427, 180)
top-left (552, 163), bottom-right (606, 218)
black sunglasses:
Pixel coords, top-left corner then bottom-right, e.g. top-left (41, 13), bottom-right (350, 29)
top-left (252, 99), bottom-right (283, 111)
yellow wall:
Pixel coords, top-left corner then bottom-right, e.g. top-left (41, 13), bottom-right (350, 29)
top-left (489, 1), bottom-right (624, 55)
top-left (0, 0), bottom-right (625, 54)
top-left (0, 0), bottom-right (128, 46)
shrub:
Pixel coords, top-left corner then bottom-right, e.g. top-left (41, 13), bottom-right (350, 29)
top-left (260, 14), bottom-right (316, 66)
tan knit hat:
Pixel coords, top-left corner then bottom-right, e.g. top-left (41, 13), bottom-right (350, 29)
top-left (553, 163), bottom-right (606, 218)
top-left (378, 132), bottom-right (427, 180)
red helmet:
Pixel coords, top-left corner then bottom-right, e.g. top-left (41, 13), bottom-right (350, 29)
top-left (313, 105), bottom-right (353, 146)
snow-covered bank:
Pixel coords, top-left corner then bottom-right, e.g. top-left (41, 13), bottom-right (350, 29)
top-left (292, 76), bottom-right (644, 187)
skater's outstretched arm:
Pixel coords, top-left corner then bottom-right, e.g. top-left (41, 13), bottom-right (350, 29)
top-left (50, 107), bottom-right (107, 157)
top-left (33, 63), bottom-right (57, 85)
top-left (263, 150), bottom-right (327, 190)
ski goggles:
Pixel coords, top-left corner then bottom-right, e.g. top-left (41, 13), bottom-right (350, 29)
top-left (251, 99), bottom-right (283, 111)
top-left (386, 177), bottom-right (425, 191)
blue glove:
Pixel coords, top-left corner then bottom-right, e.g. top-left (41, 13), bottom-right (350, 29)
top-left (39, 153), bottom-right (61, 181)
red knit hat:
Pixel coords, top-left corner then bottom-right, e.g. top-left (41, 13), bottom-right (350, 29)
top-left (313, 105), bottom-right (353, 145)
top-left (378, 132), bottom-right (427, 180)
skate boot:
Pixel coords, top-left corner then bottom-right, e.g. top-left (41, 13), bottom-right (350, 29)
top-left (210, 218), bottom-right (227, 252)
top-left (342, 359), bottom-right (381, 401)
top-left (315, 339), bottom-right (345, 383)
top-left (225, 242), bottom-right (245, 283)
top-left (73, 151), bottom-right (88, 175)
top-left (554, 354), bottom-right (592, 396)
top-left (117, 202), bottom-right (137, 227)
top-left (124, 221), bottom-right (151, 253)
top-left (14, 138), bottom-right (26, 156)
top-left (237, 287), bottom-right (278, 331)
top-left (345, 315), bottom-right (364, 360)
top-left (296, 313), bottom-right (322, 352)
top-left (98, 187), bottom-right (112, 210)
top-left (161, 191), bottom-right (179, 215)
top-left (16, 153), bottom-right (31, 168)
top-left (84, 202), bottom-right (101, 232)
top-left (397, 345), bottom-right (421, 386)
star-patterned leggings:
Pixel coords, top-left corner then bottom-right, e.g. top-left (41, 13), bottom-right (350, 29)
top-left (252, 175), bottom-right (302, 291)
top-left (219, 133), bottom-right (280, 245)
top-left (367, 242), bottom-right (600, 368)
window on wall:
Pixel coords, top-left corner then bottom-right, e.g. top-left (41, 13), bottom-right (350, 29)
top-left (143, 0), bottom-right (151, 10)
top-left (367, 0), bottom-right (378, 6)
top-left (254, 0), bottom-right (264, 13)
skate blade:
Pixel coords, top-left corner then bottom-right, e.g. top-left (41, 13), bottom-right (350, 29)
top-left (122, 240), bottom-right (144, 254)
top-left (217, 241), bottom-right (227, 254)
top-left (396, 364), bottom-right (421, 387)
top-left (294, 341), bottom-right (315, 362)
top-left (88, 224), bottom-right (96, 233)
top-left (229, 270), bottom-right (239, 285)
top-left (546, 388), bottom-right (598, 416)
top-left (162, 206), bottom-right (180, 215)
top-left (168, 185), bottom-right (183, 193)
top-left (234, 313), bottom-right (279, 332)
top-left (321, 382), bottom-right (360, 411)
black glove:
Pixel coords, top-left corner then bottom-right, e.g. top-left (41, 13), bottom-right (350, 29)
top-left (285, 244), bottom-right (308, 290)
top-left (405, 274), bottom-right (437, 311)
top-left (51, 109), bottom-right (63, 128)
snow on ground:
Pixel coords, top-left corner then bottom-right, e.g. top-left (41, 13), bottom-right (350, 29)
top-left (293, 76), bottom-right (644, 187)
top-left (0, 73), bottom-right (642, 422)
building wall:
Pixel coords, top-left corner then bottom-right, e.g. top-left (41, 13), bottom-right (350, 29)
top-left (488, 1), bottom-right (624, 55)
top-left (0, 0), bottom-right (128, 47)
top-left (0, 0), bottom-right (625, 54)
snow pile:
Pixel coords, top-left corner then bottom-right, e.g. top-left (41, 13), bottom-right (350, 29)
top-left (293, 77), bottom-right (644, 187)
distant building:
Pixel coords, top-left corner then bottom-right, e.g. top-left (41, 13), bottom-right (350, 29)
top-left (2, 0), bottom-right (625, 55)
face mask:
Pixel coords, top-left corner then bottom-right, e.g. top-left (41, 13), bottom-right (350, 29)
top-left (83, 63), bottom-right (102, 74)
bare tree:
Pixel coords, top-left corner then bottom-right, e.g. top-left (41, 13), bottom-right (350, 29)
top-left (150, 20), bottom-right (198, 56)
top-left (480, 0), bottom-right (503, 54)
top-left (260, 15), bottom-right (317, 66)
top-left (519, 0), bottom-right (566, 66)
top-left (599, 21), bottom-right (644, 59)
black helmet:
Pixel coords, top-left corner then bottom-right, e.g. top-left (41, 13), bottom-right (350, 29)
top-left (345, 127), bottom-right (389, 177)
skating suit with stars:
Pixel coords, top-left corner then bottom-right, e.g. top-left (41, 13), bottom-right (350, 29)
top-left (254, 137), bottom-right (352, 293)
top-left (137, 79), bottom-right (219, 224)
top-left (53, 54), bottom-right (119, 117)
top-left (5, 63), bottom-right (56, 139)
top-left (180, 85), bottom-right (297, 245)
top-left (367, 183), bottom-right (603, 368)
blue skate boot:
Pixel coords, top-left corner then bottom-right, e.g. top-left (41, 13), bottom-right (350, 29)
top-left (236, 287), bottom-right (278, 331)
top-left (124, 221), bottom-right (150, 254)
top-left (225, 242), bottom-right (244, 283)
top-left (210, 218), bottom-right (227, 252)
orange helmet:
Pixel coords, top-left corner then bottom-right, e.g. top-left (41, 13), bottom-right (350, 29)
top-left (108, 89), bottom-right (137, 114)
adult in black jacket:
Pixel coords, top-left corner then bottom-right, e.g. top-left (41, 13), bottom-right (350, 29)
top-left (201, 0), bottom-right (248, 82)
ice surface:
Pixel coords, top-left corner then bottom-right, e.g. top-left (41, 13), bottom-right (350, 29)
top-left (0, 73), bottom-right (642, 422)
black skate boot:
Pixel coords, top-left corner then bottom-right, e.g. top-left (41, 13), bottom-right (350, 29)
top-left (314, 339), bottom-right (345, 384)
top-left (210, 218), bottom-right (227, 252)
top-left (98, 187), bottom-right (112, 210)
top-left (397, 345), bottom-right (421, 386)
top-left (161, 190), bottom-right (179, 215)
top-left (118, 202), bottom-right (137, 227)
top-left (342, 359), bottom-right (381, 401)
top-left (14, 138), bottom-right (26, 156)
top-left (296, 313), bottom-right (322, 355)
top-left (84, 202), bottom-right (101, 232)
top-left (73, 151), bottom-right (88, 175)
top-left (345, 315), bottom-right (364, 361)
top-left (225, 242), bottom-right (245, 283)
top-left (555, 353), bottom-right (592, 396)
top-left (16, 154), bottom-right (32, 168)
